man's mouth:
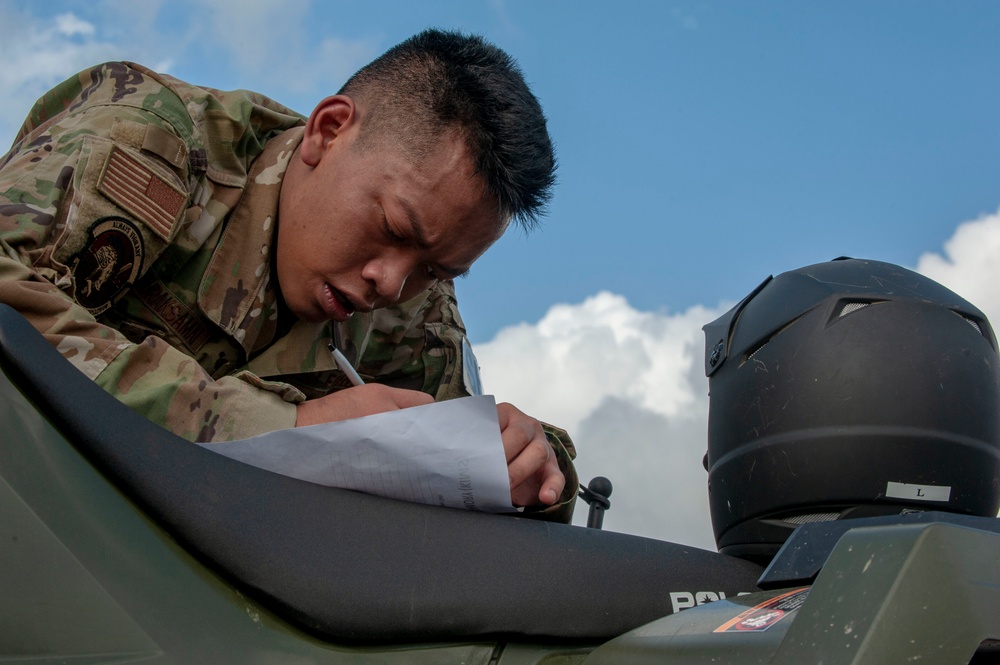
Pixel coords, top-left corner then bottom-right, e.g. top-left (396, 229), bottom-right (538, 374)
top-left (322, 283), bottom-right (357, 321)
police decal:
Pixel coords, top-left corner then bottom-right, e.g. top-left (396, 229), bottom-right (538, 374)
top-left (72, 216), bottom-right (144, 315)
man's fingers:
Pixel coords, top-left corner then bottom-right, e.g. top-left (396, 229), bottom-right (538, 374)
top-left (504, 429), bottom-right (551, 488)
top-left (538, 455), bottom-right (566, 504)
top-left (497, 401), bottom-right (541, 462)
top-left (497, 402), bottom-right (566, 507)
top-left (511, 449), bottom-right (564, 506)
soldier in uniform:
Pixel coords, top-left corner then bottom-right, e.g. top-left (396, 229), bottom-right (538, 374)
top-left (0, 29), bottom-right (577, 520)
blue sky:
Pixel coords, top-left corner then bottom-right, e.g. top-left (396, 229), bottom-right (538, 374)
top-left (3, 1), bottom-right (999, 545)
top-left (4, 1), bottom-right (999, 340)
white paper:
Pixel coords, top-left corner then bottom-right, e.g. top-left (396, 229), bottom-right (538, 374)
top-left (197, 394), bottom-right (515, 512)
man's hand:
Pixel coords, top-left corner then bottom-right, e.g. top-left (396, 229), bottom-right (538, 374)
top-left (298, 390), bottom-right (565, 509)
top-left (295, 384), bottom-right (434, 427)
top-left (498, 402), bottom-right (565, 508)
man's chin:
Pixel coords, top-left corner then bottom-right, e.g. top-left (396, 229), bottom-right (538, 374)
top-left (281, 296), bottom-right (339, 324)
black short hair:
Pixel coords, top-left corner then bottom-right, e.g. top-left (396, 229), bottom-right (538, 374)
top-left (339, 29), bottom-right (556, 231)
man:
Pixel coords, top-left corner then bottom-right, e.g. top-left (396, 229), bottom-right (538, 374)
top-left (0, 30), bottom-right (577, 520)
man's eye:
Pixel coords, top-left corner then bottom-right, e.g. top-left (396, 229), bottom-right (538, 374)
top-left (383, 219), bottom-right (405, 243)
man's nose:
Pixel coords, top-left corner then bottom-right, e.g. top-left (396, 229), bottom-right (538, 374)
top-left (365, 257), bottom-right (411, 305)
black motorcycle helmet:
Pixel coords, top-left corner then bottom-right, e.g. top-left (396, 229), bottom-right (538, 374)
top-left (703, 257), bottom-right (1000, 564)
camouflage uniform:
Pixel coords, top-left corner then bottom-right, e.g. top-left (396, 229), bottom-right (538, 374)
top-left (0, 62), bottom-right (577, 521)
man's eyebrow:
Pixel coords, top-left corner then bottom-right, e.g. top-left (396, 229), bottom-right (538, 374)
top-left (398, 197), bottom-right (430, 249)
top-left (397, 196), bottom-right (471, 279)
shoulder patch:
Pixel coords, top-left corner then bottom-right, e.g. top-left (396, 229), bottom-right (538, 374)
top-left (98, 145), bottom-right (185, 241)
top-left (72, 217), bottom-right (144, 315)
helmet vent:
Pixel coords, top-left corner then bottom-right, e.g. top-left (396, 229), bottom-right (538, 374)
top-left (741, 318), bottom-right (803, 366)
top-left (782, 512), bottom-right (841, 526)
top-left (958, 313), bottom-right (984, 336)
top-left (837, 301), bottom-right (871, 318)
top-left (744, 340), bottom-right (767, 363)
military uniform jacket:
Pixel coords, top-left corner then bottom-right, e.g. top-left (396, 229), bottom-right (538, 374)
top-left (0, 62), bottom-right (577, 520)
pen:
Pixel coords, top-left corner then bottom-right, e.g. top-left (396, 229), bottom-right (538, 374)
top-left (329, 343), bottom-right (365, 386)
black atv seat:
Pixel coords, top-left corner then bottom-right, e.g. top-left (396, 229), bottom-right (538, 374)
top-left (0, 304), bottom-right (763, 642)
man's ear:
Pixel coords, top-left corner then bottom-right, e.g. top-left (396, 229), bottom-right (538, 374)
top-left (299, 95), bottom-right (358, 167)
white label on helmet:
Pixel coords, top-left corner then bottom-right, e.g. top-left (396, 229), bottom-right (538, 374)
top-left (885, 481), bottom-right (951, 502)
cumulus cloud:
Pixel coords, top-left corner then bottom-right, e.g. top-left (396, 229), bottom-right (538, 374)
top-left (475, 292), bottom-right (728, 550)
top-left (55, 13), bottom-right (97, 37)
top-left (475, 209), bottom-right (1000, 550)
top-left (915, 208), bottom-right (1000, 329)
top-left (478, 292), bottom-right (722, 434)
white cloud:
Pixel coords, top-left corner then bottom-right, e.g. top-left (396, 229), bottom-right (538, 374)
top-left (475, 292), bottom-right (728, 550)
top-left (55, 12), bottom-right (96, 37)
top-left (915, 208), bottom-right (1000, 330)
top-left (478, 292), bottom-right (721, 434)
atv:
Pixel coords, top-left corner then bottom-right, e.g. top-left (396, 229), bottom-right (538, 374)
top-left (1, 303), bottom-right (998, 664)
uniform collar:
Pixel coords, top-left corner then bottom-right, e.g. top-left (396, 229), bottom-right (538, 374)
top-left (199, 127), bottom-right (305, 356)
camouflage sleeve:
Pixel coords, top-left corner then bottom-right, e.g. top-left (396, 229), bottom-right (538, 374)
top-left (358, 281), bottom-right (580, 523)
top-left (0, 66), bottom-right (297, 443)
top-left (0, 260), bottom-right (298, 442)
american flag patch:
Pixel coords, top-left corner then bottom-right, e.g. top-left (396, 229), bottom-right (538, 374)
top-left (99, 146), bottom-right (186, 241)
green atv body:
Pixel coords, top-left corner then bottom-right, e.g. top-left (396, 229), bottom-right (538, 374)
top-left (1, 305), bottom-right (998, 664)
